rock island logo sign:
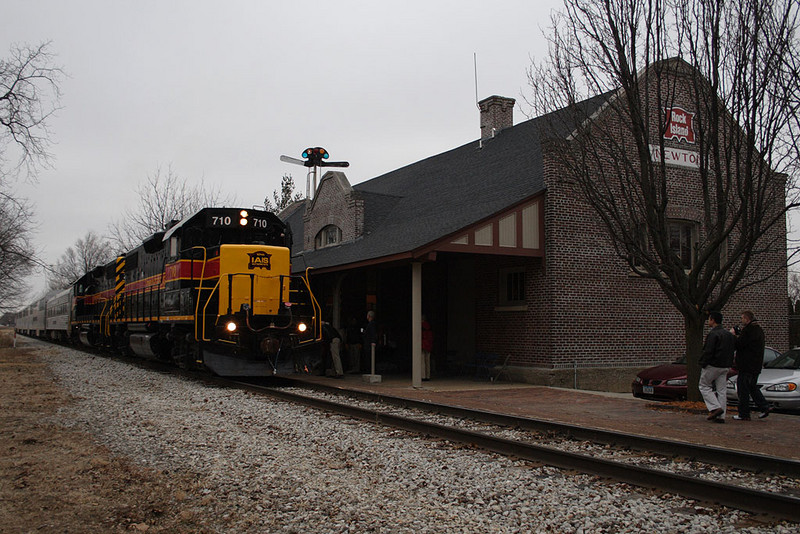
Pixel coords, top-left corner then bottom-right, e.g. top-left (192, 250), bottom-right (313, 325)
top-left (247, 251), bottom-right (272, 270)
top-left (664, 107), bottom-right (696, 144)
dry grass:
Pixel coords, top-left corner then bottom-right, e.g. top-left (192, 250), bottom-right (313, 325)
top-left (0, 327), bottom-right (15, 348)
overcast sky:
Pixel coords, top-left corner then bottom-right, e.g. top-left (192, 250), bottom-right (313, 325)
top-left (3, 0), bottom-right (563, 296)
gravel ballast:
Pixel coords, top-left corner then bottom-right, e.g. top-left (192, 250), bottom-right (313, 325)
top-left (37, 343), bottom-right (799, 533)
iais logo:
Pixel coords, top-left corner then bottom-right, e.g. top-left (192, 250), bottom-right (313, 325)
top-left (664, 107), bottom-right (696, 144)
top-left (247, 251), bottom-right (272, 270)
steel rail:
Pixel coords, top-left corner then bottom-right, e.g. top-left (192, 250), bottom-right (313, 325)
top-left (228, 379), bottom-right (800, 521)
top-left (26, 338), bottom-right (799, 522)
top-left (278, 376), bottom-right (800, 478)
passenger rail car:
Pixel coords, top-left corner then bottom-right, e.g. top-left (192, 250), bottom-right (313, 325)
top-left (45, 288), bottom-right (71, 341)
top-left (17, 207), bottom-right (321, 376)
top-left (15, 297), bottom-right (47, 337)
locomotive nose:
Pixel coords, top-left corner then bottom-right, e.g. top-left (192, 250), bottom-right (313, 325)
top-left (260, 335), bottom-right (281, 355)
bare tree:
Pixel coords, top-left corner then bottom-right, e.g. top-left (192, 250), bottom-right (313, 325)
top-left (47, 231), bottom-right (114, 290)
top-left (0, 41), bottom-right (63, 181)
top-left (789, 272), bottom-right (800, 347)
top-left (527, 0), bottom-right (800, 399)
top-left (264, 174), bottom-right (302, 214)
top-left (108, 165), bottom-right (236, 252)
top-left (0, 42), bottom-right (63, 310)
top-left (0, 191), bottom-right (36, 311)
top-left (790, 272), bottom-right (800, 308)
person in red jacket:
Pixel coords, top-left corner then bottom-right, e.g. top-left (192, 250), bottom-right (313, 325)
top-left (421, 315), bottom-right (433, 381)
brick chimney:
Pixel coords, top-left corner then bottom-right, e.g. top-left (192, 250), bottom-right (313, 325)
top-left (478, 95), bottom-right (515, 140)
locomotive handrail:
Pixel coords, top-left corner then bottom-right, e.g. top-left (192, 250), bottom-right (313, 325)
top-left (191, 246), bottom-right (210, 342)
top-left (156, 254), bottom-right (167, 320)
top-left (201, 270), bottom-right (316, 340)
top-left (199, 278), bottom-right (222, 342)
top-left (225, 272), bottom-right (253, 315)
top-left (98, 300), bottom-right (109, 336)
top-left (303, 268), bottom-right (322, 342)
top-left (233, 272), bottom-right (295, 332)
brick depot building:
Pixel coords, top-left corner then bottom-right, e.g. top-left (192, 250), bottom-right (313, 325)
top-left (282, 64), bottom-right (788, 392)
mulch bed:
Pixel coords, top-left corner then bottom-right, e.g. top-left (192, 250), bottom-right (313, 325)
top-left (646, 400), bottom-right (739, 415)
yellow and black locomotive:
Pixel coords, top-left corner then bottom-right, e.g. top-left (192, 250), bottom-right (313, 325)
top-left (68, 207), bottom-right (320, 375)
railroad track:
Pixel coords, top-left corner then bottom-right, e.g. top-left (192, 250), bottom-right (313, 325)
top-left (24, 337), bottom-right (800, 522)
top-left (279, 376), bottom-right (800, 477)
top-left (223, 376), bottom-right (800, 521)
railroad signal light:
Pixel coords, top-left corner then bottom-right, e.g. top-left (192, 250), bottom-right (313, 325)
top-left (302, 147), bottom-right (330, 167)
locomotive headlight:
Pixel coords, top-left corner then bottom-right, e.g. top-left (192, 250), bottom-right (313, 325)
top-left (225, 321), bottom-right (238, 333)
top-left (297, 322), bottom-right (307, 333)
top-left (239, 218), bottom-right (248, 226)
top-left (240, 210), bottom-right (249, 218)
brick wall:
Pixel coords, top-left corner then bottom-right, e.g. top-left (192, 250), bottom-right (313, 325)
top-left (475, 72), bottom-right (789, 374)
top-left (302, 172), bottom-right (364, 252)
top-left (474, 255), bottom-right (552, 366)
top-left (541, 177), bottom-right (689, 368)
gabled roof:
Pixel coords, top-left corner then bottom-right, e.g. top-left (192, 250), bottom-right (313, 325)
top-left (289, 94), bottom-right (609, 272)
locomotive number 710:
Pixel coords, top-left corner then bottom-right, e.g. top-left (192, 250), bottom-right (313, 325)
top-left (211, 216), bottom-right (232, 226)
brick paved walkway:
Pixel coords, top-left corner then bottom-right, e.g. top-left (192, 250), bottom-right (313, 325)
top-left (295, 374), bottom-right (800, 460)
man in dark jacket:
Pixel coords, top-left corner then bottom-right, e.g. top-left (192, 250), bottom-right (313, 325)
top-left (699, 311), bottom-right (736, 423)
top-left (731, 311), bottom-right (770, 420)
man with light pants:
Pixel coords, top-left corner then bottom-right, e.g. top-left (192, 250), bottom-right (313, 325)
top-left (699, 311), bottom-right (736, 423)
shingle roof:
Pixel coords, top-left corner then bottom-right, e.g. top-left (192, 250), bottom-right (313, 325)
top-left (289, 94), bottom-right (609, 272)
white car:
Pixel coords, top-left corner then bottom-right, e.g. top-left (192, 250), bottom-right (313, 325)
top-left (727, 349), bottom-right (800, 410)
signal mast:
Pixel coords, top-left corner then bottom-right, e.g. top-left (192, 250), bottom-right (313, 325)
top-left (280, 147), bottom-right (349, 199)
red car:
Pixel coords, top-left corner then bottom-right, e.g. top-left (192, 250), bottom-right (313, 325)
top-left (631, 348), bottom-right (781, 401)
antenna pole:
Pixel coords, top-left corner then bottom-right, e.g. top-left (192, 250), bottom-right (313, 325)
top-left (474, 53), bottom-right (479, 107)
top-left (475, 53), bottom-right (482, 149)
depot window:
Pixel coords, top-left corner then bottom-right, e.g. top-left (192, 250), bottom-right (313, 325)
top-left (315, 225), bottom-right (342, 249)
top-left (668, 220), bottom-right (697, 270)
top-left (497, 267), bottom-right (526, 310)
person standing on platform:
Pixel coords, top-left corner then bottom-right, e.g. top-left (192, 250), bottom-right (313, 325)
top-left (731, 311), bottom-right (771, 420)
top-left (421, 315), bottom-right (433, 381)
top-left (321, 321), bottom-right (344, 378)
top-left (699, 311), bottom-right (736, 423)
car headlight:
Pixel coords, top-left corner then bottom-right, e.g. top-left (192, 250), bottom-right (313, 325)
top-left (765, 382), bottom-right (798, 392)
top-left (665, 379), bottom-right (687, 386)
top-left (634, 376), bottom-right (642, 384)
top-left (726, 379), bottom-right (737, 390)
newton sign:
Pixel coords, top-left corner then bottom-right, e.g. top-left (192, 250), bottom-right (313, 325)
top-left (649, 145), bottom-right (700, 169)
